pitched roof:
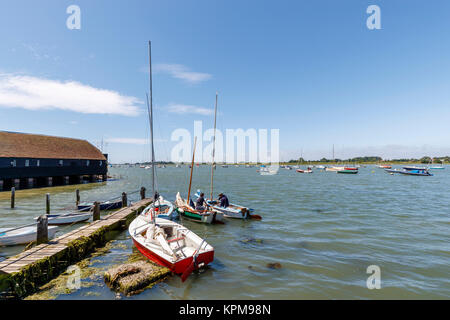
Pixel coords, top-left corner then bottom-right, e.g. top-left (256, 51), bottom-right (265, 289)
top-left (0, 131), bottom-right (106, 160)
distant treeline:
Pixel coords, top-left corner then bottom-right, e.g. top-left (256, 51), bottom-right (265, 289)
top-left (124, 161), bottom-right (175, 165)
top-left (287, 156), bottom-right (449, 164)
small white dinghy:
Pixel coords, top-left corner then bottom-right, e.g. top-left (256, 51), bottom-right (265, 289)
top-left (0, 225), bottom-right (58, 246)
top-left (141, 196), bottom-right (177, 220)
top-left (34, 212), bottom-right (91, 225)
top-left (129, 213), bottom-right (214, 281)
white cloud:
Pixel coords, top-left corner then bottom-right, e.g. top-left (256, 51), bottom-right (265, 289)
top-left (165, 103), bottom-right (214, 116)
top-left (0, 73), bottom-right (141, 116)
top-left (153, 64), bottom-right (212, 84)
top-left (106, 137), bottom-right (167, 145)
top-left (106, 138), bottom-right (148, 145)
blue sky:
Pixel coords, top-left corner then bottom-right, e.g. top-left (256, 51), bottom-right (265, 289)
top-left (1, 0), bottom-right (450, 162)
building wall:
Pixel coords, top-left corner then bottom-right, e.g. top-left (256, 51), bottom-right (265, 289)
top-left (0, 157), bottom-right (107, 179)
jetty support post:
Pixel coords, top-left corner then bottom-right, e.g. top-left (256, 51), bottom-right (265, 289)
top-left (46, 193), bottom-right (50, 214)
top-left (11, 187), bottom-right (15, 209)
top-left (36, 215), bottom-right (49, 245)
top-left (122, 192), bottom-right (128, 208)
top-left (76, 189), bottom-right (80, 206)
top-left (93, 202), bottom-right (100, 221)
top-left (140, 187), bottom-right (146, 200)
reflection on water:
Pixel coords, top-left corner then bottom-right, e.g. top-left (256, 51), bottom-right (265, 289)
top-left (2, 165), bottom-right (450, 299)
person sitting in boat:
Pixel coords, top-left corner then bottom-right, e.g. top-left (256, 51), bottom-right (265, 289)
top-left (218, 193), bottom-right (229, 208)
top-left (195, 192), bottom-right (207, 211)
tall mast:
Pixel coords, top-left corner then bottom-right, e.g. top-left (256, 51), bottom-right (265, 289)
top-left (210, 92), bottom-right (218, 200)
top-left (332, 144), bottom-right (335, 162)
top-left (148, 41), bottom-right (155, 198)
top-left (187, 137), bottom-right (197, 204)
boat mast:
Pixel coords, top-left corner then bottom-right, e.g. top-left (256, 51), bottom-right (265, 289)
top-left (332, 144), bottom-right (335, 163)
top-left (210, 92), bottom-right (218, 200)
top-left (187, 136), bottom-right (197, 204)
top-left (148, 41), bottom-right (155, 197)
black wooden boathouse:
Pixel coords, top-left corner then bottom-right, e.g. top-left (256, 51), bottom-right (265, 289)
top-left (0, 131), bottom-right (108, 191)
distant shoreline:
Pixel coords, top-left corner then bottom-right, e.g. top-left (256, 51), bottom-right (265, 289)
top-left (111, 162), bottom-right (446, 166)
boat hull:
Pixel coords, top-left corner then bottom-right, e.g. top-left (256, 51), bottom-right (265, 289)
top-left (129, 217), bottom-right (215, 276)
top-left (337, 169), bottom-right (358, 174)
top-left (296, 169), bottom-right (312, 173)
top-left (141, 197), bottom-right (177, 220)
top-left (0, 226), bottom-right (58, 246)
top-left (44, 213), bottom-right (90, 225)
top-left (132, 238), bottom-right (214, 274)
top-left (398, 171), bottom-right (432, 176)
top-left (194, 191), bottom-right (253, 219)
top-left (177, 207), bottom-right (221, 224)
top-left (385, 168), bottom-right (433, 176)
top-left (77, 200), bottom-right (122, 212)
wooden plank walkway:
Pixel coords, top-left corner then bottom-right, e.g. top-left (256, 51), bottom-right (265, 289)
top-left (0, 198), bottom-right (152, 298)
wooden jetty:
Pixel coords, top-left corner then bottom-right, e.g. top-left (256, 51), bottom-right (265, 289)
top-left (0, 197), bottom-right (153, 299)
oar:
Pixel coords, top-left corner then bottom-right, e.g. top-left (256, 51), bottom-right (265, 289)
top-left (181, 239), bottom-right (206, 282)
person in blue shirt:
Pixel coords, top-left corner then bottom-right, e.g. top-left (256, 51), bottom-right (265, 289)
top-left (218, 193), bottom-right (229, 208)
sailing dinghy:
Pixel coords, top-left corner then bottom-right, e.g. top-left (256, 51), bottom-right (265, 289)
top-left (194, 190), bottom-right (260, 220)
top-left (34, 212), bottom-right (91, 225)
top-left (0, 225), bottom-right (58, 246)
top-left (192, 93), bottom-right (259, 220)
top-left (77, 200), bottom-right (122, 212)
top-left (129, 214), bottom-right (214, 280)
top-left (141, 195), bottom-right (176, 220)
top-left (130, 41), bottom-right (213, 282)
top-left (176, 192), bottom-right (223, 224)
top-left (175, 135), bottom-right (224, 224)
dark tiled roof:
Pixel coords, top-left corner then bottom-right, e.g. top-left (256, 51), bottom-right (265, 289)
top-left (0, 131), bottom-right (106, 160)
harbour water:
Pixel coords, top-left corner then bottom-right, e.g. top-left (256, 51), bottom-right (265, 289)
top-left (1, 165), bottom-right (449, 299)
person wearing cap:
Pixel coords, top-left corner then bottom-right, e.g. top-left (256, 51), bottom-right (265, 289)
top-left (218, 193), bottom-right (229, 208)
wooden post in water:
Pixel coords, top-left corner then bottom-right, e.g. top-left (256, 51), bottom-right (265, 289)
top-left (76, 189), bottom-right (80, 206)
top-left (11, 187), bottom-right (15, 209)
top-left (36, 215), bottom-right (48, 245)
top-left (122, 192), bottom-right (128, 207)
top-left (46, 193), bottom-right (50, 214)
top-left (93, 202), bottom-right (100, 221)
top-left (140, 187), bottom-right (146, 200)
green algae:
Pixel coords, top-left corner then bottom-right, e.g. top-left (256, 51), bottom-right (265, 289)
top-left (104, 260), bottom-right (170, 296)
top-left (0, 200), bottom-right (152, 299)
top-left (24, 240), bottom-right (126, 300)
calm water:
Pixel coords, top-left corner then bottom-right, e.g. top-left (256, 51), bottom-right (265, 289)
top-left (1, 165), bottom-right (449, 299)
